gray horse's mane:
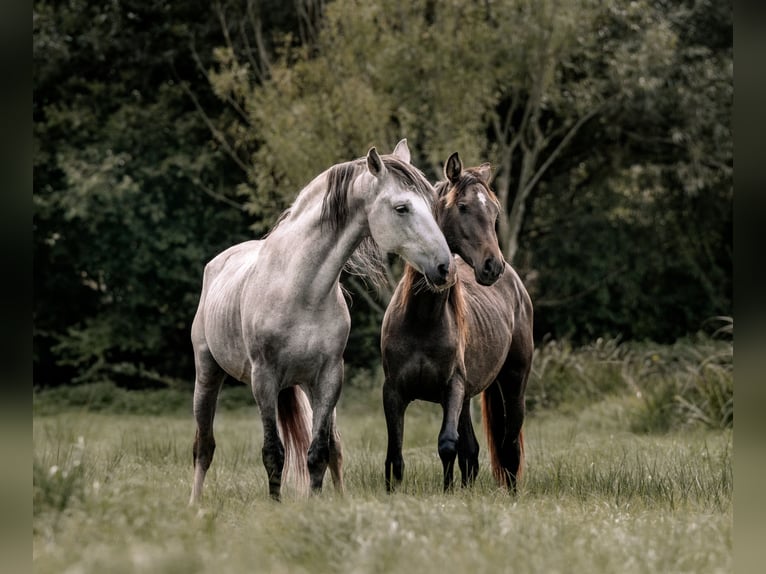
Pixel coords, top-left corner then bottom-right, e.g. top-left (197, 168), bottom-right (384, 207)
top-left (321, 155), bottom-right (436, 290)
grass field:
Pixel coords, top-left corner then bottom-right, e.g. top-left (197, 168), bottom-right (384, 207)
top-left (33, 376), bottom-right (732, 574)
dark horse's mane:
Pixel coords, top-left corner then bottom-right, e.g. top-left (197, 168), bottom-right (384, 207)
top-left (434, 168), bottom-right (500, 209)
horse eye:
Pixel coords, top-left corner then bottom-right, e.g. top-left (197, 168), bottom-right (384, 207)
top-left (457, 203), bottom-right (468, 213)
top-left (394, 204), bottom-right (409, 214)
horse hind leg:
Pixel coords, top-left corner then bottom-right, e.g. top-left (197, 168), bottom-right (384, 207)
top-left (457, 398), bottom-right (479, 487)
top-left (482, 356), bottom-right (529, 492)
top-left (306, 360), bottom-right (344, 493)
top-left (189, 347), bottom-right (227, 505)
top-left (328, 408), bottom-right (344, 494)
top-left (252, 366), bottom-right (285, 501)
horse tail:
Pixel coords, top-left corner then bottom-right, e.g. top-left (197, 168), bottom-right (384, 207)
top-left (481, 381), bottom-right (525, 488)
top-left (277, 386), bottom-right (312, 497)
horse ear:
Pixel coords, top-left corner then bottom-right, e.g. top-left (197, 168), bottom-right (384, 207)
top-left (445, 152), bottom-right (462, 184)
top-left (392, 139), bottom-right (411, 164)
top-left (366, 147), bottom-right (386, 178)
top-left (476, 162), bottom-right (492, 184)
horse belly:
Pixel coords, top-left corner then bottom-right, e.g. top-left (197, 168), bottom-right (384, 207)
top-left (460, 323), bottom-right (513, 397)
top-left (200, 298), bottom-right (252, 383)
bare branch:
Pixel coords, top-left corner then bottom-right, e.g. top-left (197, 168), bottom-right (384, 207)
top-left (176, 76), bottom-right (251, 175)
top-left (239, 20), bottom-right (262, 84)
top-left (534, 265), bottom-right (630, 308)
top-left (189, 41), bottom-right (252, 128)
top-left (192, 178), bottom-right (247, 211)
top-left (521, 99), bottom-right (608, 198)
top-left (246, 0), bottom-right (271, 80)
top-left (344, 276), bottom-right (387, 317)
top-left (215, 1), bottom-right (235, 58)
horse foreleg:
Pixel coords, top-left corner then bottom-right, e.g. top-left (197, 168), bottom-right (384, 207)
top-left (457, 398), bottom-right (479, 487)
top-left (307, 360), bottom-right (343, 493)
top-left (438, 378), bottom-right (465, 492)
top-left (189, 348), bottom-right (227, 506)
top-left (383, 382), bottom-right (407, 492)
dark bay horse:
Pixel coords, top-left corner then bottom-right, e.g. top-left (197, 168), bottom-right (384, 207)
top-left (380, 152), bottom-right (534, 492)
top-left (190, 140), bottom-right (456, 503)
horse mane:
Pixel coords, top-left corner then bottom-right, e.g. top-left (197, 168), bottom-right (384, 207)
top-left (396, 264), bottom-right (468, 359)
top-left (436, 169), bottom-right (500, 210)
top-left (320, 156), bottom-right (436, 290)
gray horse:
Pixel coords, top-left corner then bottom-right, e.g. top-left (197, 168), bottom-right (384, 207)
top-left (190, 140), bottom-right (455, 503)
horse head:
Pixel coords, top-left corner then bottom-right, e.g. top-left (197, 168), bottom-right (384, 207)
top-left (437, 152), bottom-right (505, 286)
top-left (365, 140), bottom-right (456, 290)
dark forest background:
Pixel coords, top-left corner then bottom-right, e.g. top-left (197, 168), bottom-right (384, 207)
top-left (33, 0), bottom-right (732, 389)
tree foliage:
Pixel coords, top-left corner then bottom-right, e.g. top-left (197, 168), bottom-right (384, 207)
top-left (33, 0), bottom-right (732, 386)
top-left (33, 0), bottom-right (254, 385)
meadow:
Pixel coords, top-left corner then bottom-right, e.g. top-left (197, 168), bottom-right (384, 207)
top-left (33, 336), bottom-right (732, 574)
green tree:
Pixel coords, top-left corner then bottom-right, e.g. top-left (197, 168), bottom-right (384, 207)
top-left (525, 0), bottom-right (732, 342)
top-left (33, 0), bottom-right (255, 385)
top-left (205, 0), bottom-right (731, 347)
top-left (33, 0), bottom-right (732, 385)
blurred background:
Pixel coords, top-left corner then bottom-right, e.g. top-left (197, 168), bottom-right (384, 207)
top-left (33, 0), bottom-right (731, 398)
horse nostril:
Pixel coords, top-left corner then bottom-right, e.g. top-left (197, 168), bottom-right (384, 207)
top-left (437, 262), bottom-right (450, 280)
top-left (480, 257), bottom-right (503, 284)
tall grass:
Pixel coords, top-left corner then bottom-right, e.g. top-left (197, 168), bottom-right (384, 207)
top-left (33, 334), bottom-right (734, 571)
top-left (33, 405), bottom-right (732, 574)
top-left (527, 328), bottom-right (733, 433)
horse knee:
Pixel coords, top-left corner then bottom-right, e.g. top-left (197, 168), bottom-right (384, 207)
top-left (438, 432), bottom-right (458, 463)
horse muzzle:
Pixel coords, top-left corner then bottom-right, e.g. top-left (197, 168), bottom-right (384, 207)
top-left (425, 257), bottom-right (457, 291)
top-left (475, 256), bottom-right (504, 286)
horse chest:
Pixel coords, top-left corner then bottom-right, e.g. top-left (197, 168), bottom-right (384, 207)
top-left (386, 336), bottom-right (460, 402)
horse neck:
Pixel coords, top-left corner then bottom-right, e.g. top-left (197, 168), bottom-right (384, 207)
top-left (264, 172), bottom-right (369, 303)
top-left (397, 265), bottom-right (465, 327)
